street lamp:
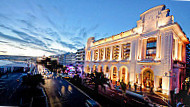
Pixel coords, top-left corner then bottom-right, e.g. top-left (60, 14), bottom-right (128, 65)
top-left (164, 69), bottom-right (176, 105)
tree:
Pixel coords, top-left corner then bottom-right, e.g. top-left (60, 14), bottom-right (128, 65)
top-left (51, 60), bottom-right (58, 72)
top-left (22, 74), bottom-right (45, 88)
top-left (120, 80), bottom-right (127, 107)
top-left (90, 70), bottom-right (110, 93)
top-left (120, 80), bottom-right (126, 92)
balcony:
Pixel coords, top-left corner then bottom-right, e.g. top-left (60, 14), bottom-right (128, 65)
top-left (137, 58), bottom-right (161, 64)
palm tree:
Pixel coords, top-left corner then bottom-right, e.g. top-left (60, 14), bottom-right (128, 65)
top-left (90, 70), bottom-right (110, 94)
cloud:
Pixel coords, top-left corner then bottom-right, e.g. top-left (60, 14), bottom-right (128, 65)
top-left (58, 41), bottom-right (77, 50)
top-left (0, 1), bottom-right (102, 56)
top-left (11, 30), bottom-right (46, 46)
top-left (70, 37), bottom-right (83, 41)
top-left (0, 40), bottom-right (9, 44)
top-left (73, 41), bottom-right (85, 48)
top-left (0, 51), bottom-right (7, 53)
top-left (43, 37), bottom-right (53, 41)
top-left (0, 32), bottom-right (28, 44)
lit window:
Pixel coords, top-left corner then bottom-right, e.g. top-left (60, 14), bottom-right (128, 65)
top-left (87, 51), bottom-right (91, 61)
top-left (146, 38), bottom-right (156, 59)
top-left (94, 49), bottom-right (98, 61)
top-left (106, 66), bottom-right (109, 73)
top-left (113, 45), bottom-right (120, 60)
top-left (122, 43), bottom-right (130, 60)
top-left (113, 67), bottom-right (117, 79)
top-left (105, 47), bottom-right (111, 60)
top-left (99, 48), bottom-right (104, 60)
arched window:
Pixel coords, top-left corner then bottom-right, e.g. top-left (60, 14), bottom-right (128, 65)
top-left (106, 66), bottom-right (109, 73)
top-left (122, 68), bottom-right (126, 81)
top-left (86, 66), bottom-right (90, 73)
top-left (113, 67), bottom-right (117, 79)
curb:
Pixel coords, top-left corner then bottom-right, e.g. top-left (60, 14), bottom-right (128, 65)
top-left (41, 86), bottom-right (50, 107)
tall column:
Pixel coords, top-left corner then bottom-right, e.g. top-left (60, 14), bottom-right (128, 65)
top-left (183, 44), bottom-right (186, 62)
top-left (92, 50), bottom-right (94, 61)
top-left (97, 49), bottom-right (99, 61)
top-left (142, 39), bottom-right (147, 59)
top-left (103, 47), bottom-right (106, 61)
top-left (156, 35), bottom-right (161, 60)
top-left (175, 39), bottom-right (178, 60)
top-left (119, 44), bottom-right (122, 60)
top-left (178, 42), bottom-right (182, 61)
top-left (110, 46), bottom-right (113, 61)
top-left (117, 68), bottom-right (120, 82)
top-left (138, 39), bottom-right (142, 60)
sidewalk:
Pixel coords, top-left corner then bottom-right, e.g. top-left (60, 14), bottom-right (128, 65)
top-left (82, 78), bottom-right (169, 106)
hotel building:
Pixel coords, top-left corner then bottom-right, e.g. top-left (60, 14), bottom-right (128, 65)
top-left (76, 48), bottom-right (85, 65)
top-left (84, 5), bottom-right (189, 94)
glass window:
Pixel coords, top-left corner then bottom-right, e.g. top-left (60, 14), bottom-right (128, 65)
top-left (87, 51), bottom-right (91, 61)
top-left (122, 43), bottom-right (130, 60)
top-left (105, 47), bottom-right (110, 60)
top-left (94, 49), bottom-right (98, 61)
top-left (106, 66), bottom-right (109, 73)
top-left (146, 38), bottom-right (157, 59)
top-left (99, 48), bottom-right (104, 60)
top-left (113, 67), bottom-right (117, 79)
top-left (113, 45), bottom-right (120, 60)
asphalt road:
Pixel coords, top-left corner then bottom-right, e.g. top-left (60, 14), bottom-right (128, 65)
top-left (43, 76), bottom-right (91, 107)
top-left (0, 73), bottom-right (26, 106)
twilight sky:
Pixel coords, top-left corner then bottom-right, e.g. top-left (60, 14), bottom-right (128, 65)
top-left (0, 0), bottom-right (190, 56)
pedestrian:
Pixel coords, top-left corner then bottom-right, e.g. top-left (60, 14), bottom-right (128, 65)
top-left (150, 83), bottom-right (154, 93)
top-left (176, 98), bottom-right (185, 107)
top-left (134, 83), bottom-right (137, 91)
top-left (128, 82), bottom-right (131, 90)
top-left (140, 84), bottom-right (142, 92)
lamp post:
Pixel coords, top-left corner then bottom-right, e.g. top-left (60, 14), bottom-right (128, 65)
top-left (164, 69), bottom-right (176, 105)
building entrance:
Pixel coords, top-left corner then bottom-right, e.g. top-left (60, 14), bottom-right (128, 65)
top-left (142, 69), bottom-right (154, 88)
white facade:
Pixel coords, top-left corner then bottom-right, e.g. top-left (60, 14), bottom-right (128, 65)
top-left (65, 53), bottom-right (76, 66)
top-left (76, 48), bottom-right (85, 65)
top-left (84, 5), bottom-right (189, 95)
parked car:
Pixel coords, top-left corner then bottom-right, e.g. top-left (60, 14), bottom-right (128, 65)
top-left (85, 99), bottom-right (101, 107)
top-left (60, 74), bottom-right (70, 79)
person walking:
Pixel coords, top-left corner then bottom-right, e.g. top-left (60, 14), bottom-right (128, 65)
top-left (134, 82), bottom-right (137, 92)
top-left (140, 84), bottom-right (142, 92)
top-left (128, 82), bottom-right (131, 90)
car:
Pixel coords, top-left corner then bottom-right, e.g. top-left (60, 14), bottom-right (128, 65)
top-left (60, 74), bottom-right (70, 79)
top-left (85, 99), bottom-right (101, 107)
top-left (44, 73), bottom-right (52, 79)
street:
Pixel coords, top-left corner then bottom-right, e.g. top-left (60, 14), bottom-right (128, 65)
top-left (0, 73), bottom-right (26, 106)
top-left (43, 76), bottom-right (91, 107)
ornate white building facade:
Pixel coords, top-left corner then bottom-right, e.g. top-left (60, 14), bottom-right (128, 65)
top-left (84, 5), bottom-right (189, 94)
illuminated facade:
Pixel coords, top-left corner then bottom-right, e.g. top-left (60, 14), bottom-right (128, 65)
top-left (84, 5), bottom-right (189, 94)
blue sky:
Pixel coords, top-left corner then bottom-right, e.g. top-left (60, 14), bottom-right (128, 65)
top-left (0, 0), bottom-right (189, 56)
